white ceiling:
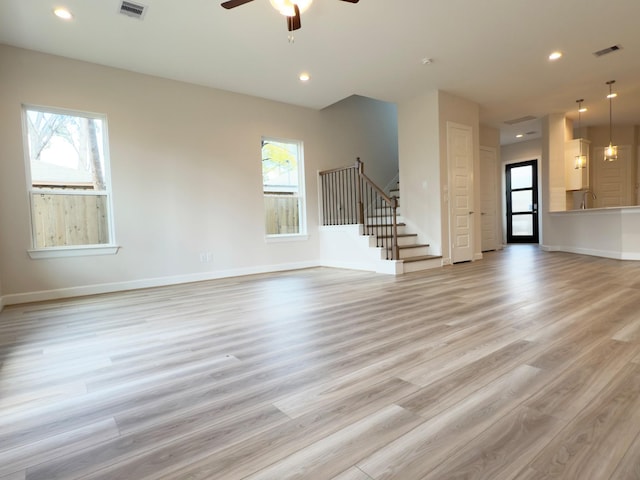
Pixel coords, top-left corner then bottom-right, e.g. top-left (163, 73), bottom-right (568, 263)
top-left (1, 0), bottom-right (640, 144)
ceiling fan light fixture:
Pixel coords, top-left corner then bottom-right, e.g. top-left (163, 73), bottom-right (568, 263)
top-left (53, 7), bottom-right (73, 20)
top-left (270, 0), bottom-right (311, 16)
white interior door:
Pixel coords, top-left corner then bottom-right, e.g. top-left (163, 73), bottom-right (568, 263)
top-left (448, 122), bottom-right (474, 263)
top-left (480, 146), bottom-right (498, 251)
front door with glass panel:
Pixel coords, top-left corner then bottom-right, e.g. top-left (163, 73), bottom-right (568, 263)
top-left (506, 160), bottom-right (538, 243)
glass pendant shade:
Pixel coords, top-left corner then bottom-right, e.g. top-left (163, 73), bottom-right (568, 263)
top-left (269, 0), bottom-right (312, 16)
top-left (604, 143), bottom-right (618, 162)
top-left (574, 154), bottom-right (587, 169)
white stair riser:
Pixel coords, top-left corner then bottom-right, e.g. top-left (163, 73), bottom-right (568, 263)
top-left (366, 225), bottom-right (407, 236)
top-left (402, 257), bottom-right (442, 273)
top-left (376, 236), bottom-right (418, 248)
top-left (396, 246), bottom-right (430, 259)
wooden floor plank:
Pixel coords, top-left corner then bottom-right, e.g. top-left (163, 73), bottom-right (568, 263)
top-left (1, 245), bottom-right (640, 479)
top-left (420, 406), bottom-right (564, 480)
top-left (528, 362), bottom-right (640, 479)
top-left (357, 364), bottom-right (547, 480)
top-left (243, 404), bottom-right (422, 480)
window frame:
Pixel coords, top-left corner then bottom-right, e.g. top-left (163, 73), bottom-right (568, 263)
top-left (261, 136), bottom-right (307, 240)
top-left (21, 104), bottom-right (119, 259)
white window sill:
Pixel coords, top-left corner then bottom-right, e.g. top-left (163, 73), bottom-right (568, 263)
top-left (28, 245), bottom-right (120, 259)
top-left (265, 234), bottom-right (309, 243)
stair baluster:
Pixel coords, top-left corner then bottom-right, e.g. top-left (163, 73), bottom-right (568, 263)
top-left (319, 158), bottom-right (399, 260)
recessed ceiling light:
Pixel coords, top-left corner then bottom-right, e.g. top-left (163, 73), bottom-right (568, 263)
top-left (548, 51), bottom-right (562, 61)
top-left (516, 134), bottom-right (524, 138)
top-left (53, 7), bottom-right (73, 20)
top-left (578, 107), bottom-right (587, 113)
top-left (299, 72), bottom-right (310, 82)
top-left (607, 92), bottom-right (617, 99)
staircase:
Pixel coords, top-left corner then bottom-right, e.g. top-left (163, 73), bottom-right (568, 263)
top-left (318, 159), bottom-right (441, 275)
top-left (366, 183), bottom-right (442, 273)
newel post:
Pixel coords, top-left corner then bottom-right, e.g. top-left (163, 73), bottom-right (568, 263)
top-left (356, 157), bottom-right (364, 225)
top-left (391, 196), bottom-right (399, 260)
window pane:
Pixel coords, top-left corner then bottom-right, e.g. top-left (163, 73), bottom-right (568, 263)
top-left (31, 193), bottom-right (109, 247)
top-left (24, 105), bottom-right (113, 249)
top-left (510, 165), bottom-right (532, 189)
top-left (262, 140), bottom-right (298, 191)
top-left (265, 194), bottom-right (300, 235)
top-left (262, 138), bottom-right (304, 235)
top-left (26, 110), bottom-right (106, 190)
top-left (512, 215), bottom-right (533, 236)
top-left (511, 190), bottom-right (532, 213)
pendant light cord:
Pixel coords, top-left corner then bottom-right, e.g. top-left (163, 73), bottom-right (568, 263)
top-left (607, 80), bottom-right (615, 146)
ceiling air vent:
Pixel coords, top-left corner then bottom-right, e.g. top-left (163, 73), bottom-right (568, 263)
top-left (504, 115), bottom-right (536, 126)
top-left (119, 1), bottom-right (147, 19)
top-left (593, 45), bottom-right (622, 57)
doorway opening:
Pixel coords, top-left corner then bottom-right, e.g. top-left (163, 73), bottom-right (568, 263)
top-left (506, 160), bottom-right (538, 244)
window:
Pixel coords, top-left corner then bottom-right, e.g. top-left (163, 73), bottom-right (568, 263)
top-left (23, 105), bottom-right (116, 256)
top-left (261, 137), bottom-right (306, 236)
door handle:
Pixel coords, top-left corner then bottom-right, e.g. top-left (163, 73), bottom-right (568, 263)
top-left (469, 211), bottom-right (474, 214)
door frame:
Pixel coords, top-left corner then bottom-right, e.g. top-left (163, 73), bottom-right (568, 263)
top-left (505, 159), bottom-right (539, 244)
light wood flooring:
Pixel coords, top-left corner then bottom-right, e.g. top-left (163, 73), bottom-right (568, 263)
top-left (3, 245), bottom-right (640, 479)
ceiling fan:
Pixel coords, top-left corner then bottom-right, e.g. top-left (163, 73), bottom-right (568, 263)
top-left (221, 0), bottom-right (359, 32)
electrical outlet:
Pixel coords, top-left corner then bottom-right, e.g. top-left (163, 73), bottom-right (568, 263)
top-left (199, 252), bottom-right (207, 263)
top-left (206, 252), bottom-right (213, 262)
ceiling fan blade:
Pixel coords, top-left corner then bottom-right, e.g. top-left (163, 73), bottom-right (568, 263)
top-left (287, 4), bottom-right (301, 31)
top-left (338, 0), bottom-right (359, 3)
top-left (221, 0), bottom-right (254, 9)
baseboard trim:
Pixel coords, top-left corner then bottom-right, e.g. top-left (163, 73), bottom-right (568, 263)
top-left (1, 261), bottom-right (318, 307)
top-left (540, 244), bottom-right (640, 261)
top-left (318, 259), bottom-right (401, 275)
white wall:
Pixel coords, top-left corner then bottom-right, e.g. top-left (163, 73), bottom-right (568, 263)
top-left (501, 138), bottom-right (542, 165)
top-left (320, 95), bottom-right (398, 188)
top-left (398, 90), bottom-right (441, 254)
top-left (397, 90), bottom-right (481, 261)
top-left (0, 45), bottom-right (398, 304)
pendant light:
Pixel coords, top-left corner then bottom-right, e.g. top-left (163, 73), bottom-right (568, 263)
top-left (574, 99), bottom-right (587, 169)
top-left (604, 80), bottom-right (617, 161)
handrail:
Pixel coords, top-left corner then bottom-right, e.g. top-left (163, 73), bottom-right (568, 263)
top-left (358, 163), bottom-right (394, 206)
top-left (318, 162), bottom-right (360, 176)
top-left (319, 157), bottom-right (399, 260)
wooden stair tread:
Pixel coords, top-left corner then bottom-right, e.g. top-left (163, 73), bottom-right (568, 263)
top-left (378, 233), bottom-right (417, 239)
top-left (393, 243), bottom-right (430, 250)
top-left (402, 255), bottom-right (442, 263)
top-left (366, 222), bottom-right (406, 227)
